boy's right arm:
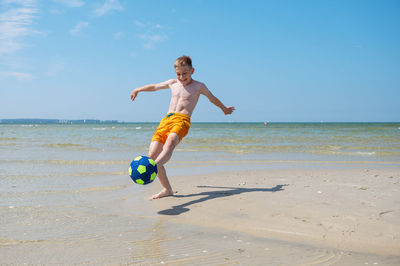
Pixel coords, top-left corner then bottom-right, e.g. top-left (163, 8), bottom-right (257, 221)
top-left (130, 79), bottom-right (175, 101)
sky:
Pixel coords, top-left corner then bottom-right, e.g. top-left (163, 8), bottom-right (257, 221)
top-left (0, 0), bottom-right (399, 122)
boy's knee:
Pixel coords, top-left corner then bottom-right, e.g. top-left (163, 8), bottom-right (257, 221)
top-left (165, 133), bottom-right (179, 149)
top-left (148, 141), bottom-right (163, 160)
top-left (148, 147), bottom-right (160, 159)
top-left (148, 152), bottom-right (156, 160)
top-left (162, 144), bottom-right (176, 158)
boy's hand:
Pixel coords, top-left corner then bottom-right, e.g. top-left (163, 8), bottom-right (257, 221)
top-left (223, 106), bottom-right (235, 115)
top-left (130, 89), bottom-right (138, 101)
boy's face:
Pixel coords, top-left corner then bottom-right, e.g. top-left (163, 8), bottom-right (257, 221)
top-left (175, 65), bottom-right (194, 86)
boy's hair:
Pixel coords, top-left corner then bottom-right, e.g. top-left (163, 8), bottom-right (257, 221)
top-left (174, 55), bottom-right (192, 69)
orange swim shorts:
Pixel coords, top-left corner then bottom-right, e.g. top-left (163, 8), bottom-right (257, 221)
top-left (151, 113), bottom-right (191, 144)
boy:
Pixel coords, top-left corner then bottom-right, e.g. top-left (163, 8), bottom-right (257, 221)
top-left (130, 55), bottom-right (235, 199)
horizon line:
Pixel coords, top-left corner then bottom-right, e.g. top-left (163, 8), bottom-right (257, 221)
top-left (0, 118), bottom-right (399, 124)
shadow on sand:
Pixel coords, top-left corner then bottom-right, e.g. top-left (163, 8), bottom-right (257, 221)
top-left (158, 184), bottom-right (287, 216)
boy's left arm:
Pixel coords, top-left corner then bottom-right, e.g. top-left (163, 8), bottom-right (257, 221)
top-left (200, 85), bottom-right (235, 115)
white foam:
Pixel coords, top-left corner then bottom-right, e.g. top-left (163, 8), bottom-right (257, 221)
top-left (355, 151), bottom-right (376, 156)
top-left (328, 145), bottom-right (340, 150)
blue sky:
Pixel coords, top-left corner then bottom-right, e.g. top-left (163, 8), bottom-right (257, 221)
top-left (1, 0), bottom-right (399, 122)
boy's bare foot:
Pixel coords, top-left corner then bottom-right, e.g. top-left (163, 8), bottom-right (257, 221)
top-left (152, 188), bottom-right (173, 199)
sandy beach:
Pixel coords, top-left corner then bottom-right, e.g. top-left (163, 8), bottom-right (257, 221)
top-left (147, 167), bottom-right (400, 262)
top-left (2, 123), bottom-right (400, 264)
top-left (2, 166), bottom-right (399, 265)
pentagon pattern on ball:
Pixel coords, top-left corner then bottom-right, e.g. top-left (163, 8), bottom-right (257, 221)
top-left (129, 155), bottom-right (158, 185)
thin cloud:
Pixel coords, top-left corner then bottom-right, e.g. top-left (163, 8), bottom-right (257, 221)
top-left (0, 71), bottom-right (34, 80)
top-left (134, 20), bottom-right (145, 27)
top-left (70, 21), bottom-right (88, 36)
top-left (134, 20), bottom-right (165, 30)
top-left (113, 31), bottom-right (123, 40)
top-left (0, 0), bottom-right (39, 55)
top-left (2, 0), bottom-right (35, 5)
top-left (134, 20), bottom-right (170, 49)
top-left (139, 34), bottom-right (165, 43)
top-left (44, 60), bottom-right (65, 77)
top-left (52, 0), bottom-right (84, 8)
top-left (139, 34), bottom-right (167, 49)
top-left (94, 0), bottom-right (123, 16)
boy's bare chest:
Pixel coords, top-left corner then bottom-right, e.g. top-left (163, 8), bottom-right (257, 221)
top-left (170, 84), bottom-right (200, 100)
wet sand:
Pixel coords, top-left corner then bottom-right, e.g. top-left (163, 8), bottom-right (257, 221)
top-left (147, 168), bottom-right (400, 264)
top-left (1, 167), bottom-right (400, 265)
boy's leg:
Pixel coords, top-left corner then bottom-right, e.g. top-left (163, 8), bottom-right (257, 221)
top-left (152, 165), bottom-right (172, 199)
top-left (155, 132), bottom-right (180, 166)
top-left (152, 133), bottom-right (180, 199)
top-left (148, 140), bottom-right (171, 198)
top-left (148, 140), bottom-right (163, 160)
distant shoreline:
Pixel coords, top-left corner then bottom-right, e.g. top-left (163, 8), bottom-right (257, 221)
top-left (0, 119), bottom-right (119, 124)
top-left (0, 119), bottom-right (399, 124)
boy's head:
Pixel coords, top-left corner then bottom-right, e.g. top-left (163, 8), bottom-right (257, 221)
top-left (174, 55), bottom-right (194, 86)
top-left (174, 55), bottom-right (192, 69)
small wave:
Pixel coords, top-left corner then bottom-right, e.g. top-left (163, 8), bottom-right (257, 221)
top-left (176, 148), bottom-right (198, 152)
top-left (0, 137), bottom-right (17, 141)
top-left (327, 145), bottom-right (341, 150)
top-left (20, 125), bottom-right (36, 127)
top-left (315, 150), bottom-right (377, 156)
top-left (136, 127), bottom-right (142, 129)
top-left (355, 151), bottom-right (376, 156)
top-left (330, 151), bottom-right (376, 156)
top-left (48, 159), bottom-right (127, 165)
top-left (0, 143), bottom-right (16, 147)
top-left (42, 143), bottom-right (84, 148)
top-left (92, 127), bottom-right (106, 130)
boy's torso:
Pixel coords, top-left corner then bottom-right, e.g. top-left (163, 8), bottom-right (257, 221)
top-left (167, 79), bottom-right (204, 117)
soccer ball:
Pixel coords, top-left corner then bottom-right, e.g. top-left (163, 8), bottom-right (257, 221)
top-left (129, 156), bottom-right (158, 185)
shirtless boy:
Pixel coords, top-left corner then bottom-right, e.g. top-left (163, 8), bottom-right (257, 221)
top-left (130, 55), bottom-right (235, 199)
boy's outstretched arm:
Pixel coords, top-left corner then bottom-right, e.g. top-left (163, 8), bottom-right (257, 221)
top-left (201, 85), bottom-right (235, 115)
top-left (130, 79), bottom-right (174, 101)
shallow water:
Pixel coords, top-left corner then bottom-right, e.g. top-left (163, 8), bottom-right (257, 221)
top-left (1, 122), bottom-right (399, 264)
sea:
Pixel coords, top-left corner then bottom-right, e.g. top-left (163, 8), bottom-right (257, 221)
top-left (1, 122), bottom-right (399, 264)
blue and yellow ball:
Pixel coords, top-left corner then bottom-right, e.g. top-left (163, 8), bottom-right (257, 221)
top-left (129, 156), bottom-right (158, 185)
